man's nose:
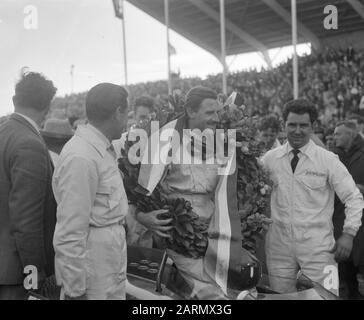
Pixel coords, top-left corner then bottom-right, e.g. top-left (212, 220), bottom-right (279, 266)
top-left (294, 125), bottom-right (301, 134)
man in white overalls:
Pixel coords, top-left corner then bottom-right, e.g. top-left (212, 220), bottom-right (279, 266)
top-left (53, 83), bottom-right (129, 300)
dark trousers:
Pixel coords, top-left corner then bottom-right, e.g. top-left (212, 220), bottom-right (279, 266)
top-left (338, 261), bottom-right (364, 300)
top-left (0, 285), bottom-right (27, 300)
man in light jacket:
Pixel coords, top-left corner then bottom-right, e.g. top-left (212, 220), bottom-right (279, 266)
top-left (262, 99), bottom-right (364, 295)
top-left (53, 83), bottom-right (129, 300)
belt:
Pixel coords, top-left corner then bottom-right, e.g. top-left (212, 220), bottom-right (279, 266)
top-left (89, 219), bottom-right (125, 228)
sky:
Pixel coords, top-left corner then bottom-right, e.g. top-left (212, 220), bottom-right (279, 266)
top-left (0, 0), bottom-right (311, 116)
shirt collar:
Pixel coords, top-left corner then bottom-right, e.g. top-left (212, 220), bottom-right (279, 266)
top-left (14, 112), bottom-right (40, 133)
top-left (76, 124), bottom-right (112, 158)
top-left (276, 139), bottom-right (316, 160)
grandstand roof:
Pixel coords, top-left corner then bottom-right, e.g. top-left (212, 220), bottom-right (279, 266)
top-left (128, 0), bottom-right (364, 66)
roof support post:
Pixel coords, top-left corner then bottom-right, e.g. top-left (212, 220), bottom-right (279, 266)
top-left (262, 0), bottom-right (321, 50)
top-left (188, 0), bottom-right (272, 68)
top-left (346, 0), bottom-right (364, 19)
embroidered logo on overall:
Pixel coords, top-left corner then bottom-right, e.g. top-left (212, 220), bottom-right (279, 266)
top-left (305, 170), bottom-right (326, 177)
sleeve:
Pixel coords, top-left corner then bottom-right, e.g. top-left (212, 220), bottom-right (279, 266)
top-left (328, 153), bottom-right (364, 236)
top-left (52, 156), bottom-right (98, 298)
top-left (8, 141), bottom-right (48, 273)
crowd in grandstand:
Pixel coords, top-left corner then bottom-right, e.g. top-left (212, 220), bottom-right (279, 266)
top-left (47, 47), bottom-right (364, 139)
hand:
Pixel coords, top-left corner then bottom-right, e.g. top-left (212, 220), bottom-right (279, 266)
top-left (136, 209), bottom-right (173, 238)
top-left (330, 233), bottom-right (354, 262)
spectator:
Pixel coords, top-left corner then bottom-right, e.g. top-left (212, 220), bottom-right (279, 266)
top-left (324, 127), bottom-right (336, 151)
top-left (50, 47), bottom-right (364, 129)
top-left (0, 72), bottom-right (57, 299)
top-left (40, 118), bottom-right (74, 166)
top-left (133, 95), bottom-right (155, 124)
top-left (277, 131), bottom-right (287, 145)
top-left (259, 114), bottom-right (282, 150)
top-left (112, 95), bottom-right (156, 159)
top-left (347, 114), bottom-right (364, 139)
top-left (333, 120), bottom-right (364, 299)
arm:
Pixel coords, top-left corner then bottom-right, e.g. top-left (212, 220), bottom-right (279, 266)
top-left (329, 154), bottom-right (364, 260)
top-left (9, 141), bottom-right (48, 278)
top-left (53, 156), bottom-right (98, 298)
top-left (329, 155), bottom-right (364, 236)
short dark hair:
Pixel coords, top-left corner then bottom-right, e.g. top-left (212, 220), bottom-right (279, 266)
top-left (184, 86), bottom-right (217, 112)
top-left (133, 95), bottom-right (154, 114)
top-left (282, 99), bottom-right (318, 124)
top-left (336, 120), bottom-right (357, 132)
top-left (86, 83), bottom-right (128, 123)
top-left (259, 114), bottom-right (281, 133)
top-left (347, 114), bottom-right (364, 125)
top-left (14, 72), bottom-right (57, 112)
top-left (314, 127), bottom-right (325, 135)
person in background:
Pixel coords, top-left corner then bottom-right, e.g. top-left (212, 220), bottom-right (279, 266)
top-left (40, 118), bottom-right (74, 166)
top-left (333, 120), bottom-right (364, 299)
top-left (133, 95), bottom-right (155, 124)
top-left (262, 99), bottom-right (364, 295)
top-left (53, 83), bottom-right (129, 300)
top-left (324, 128), bottom-right (336, 151)
top-left (112, 95), bottom-right (155, 159)
top-left (347, 114), bottom-right (364, 140)
top-left (0, 72), bottom-right (57, 299)
top-left (112, 94), bottom-right (165, 248)
top-left (259, 114), bottom-right (282, 150)
top-left (277, 131), bottom-right (287, 145)
top-left (314, 126), bottom-right (325, 143)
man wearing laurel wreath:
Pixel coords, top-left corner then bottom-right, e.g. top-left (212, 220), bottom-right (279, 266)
top-left (134, 86), bottom-right (258, 299)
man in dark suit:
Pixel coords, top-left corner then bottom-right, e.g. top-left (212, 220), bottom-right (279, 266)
top-left (333, 120), bottom-right (364, 299)
top-left (0, 72), bottom-right (57, 299)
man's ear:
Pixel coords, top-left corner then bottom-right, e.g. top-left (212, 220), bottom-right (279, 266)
top-left (114, 107), bottom-right (122, 119)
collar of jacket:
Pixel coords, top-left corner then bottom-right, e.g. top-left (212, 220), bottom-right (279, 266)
top-left (274, 139), bottom-right (316, 161)
top-left (339, 134), bottom-right (364, 164)
top-left (10, 113), bottom-right (42, 138)
top-left (349, 134), bottom-right (364, 154)
top-left (75, 124), bottom-right (111, 158)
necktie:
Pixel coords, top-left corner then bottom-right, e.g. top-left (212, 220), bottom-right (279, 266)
top-left (291, 149), bottom-right (300, 173)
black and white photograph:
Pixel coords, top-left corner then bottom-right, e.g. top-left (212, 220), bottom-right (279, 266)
top-left (1, 0), bottom-right (364, 304)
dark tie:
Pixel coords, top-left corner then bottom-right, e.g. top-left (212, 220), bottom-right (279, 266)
top-left (291, 149), bottom-right (300, 173)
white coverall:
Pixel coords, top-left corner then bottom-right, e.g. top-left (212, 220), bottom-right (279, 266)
top-left (261, 140), bottom-right (364, 295)
top-left (53, 124), bottom-right (129, 299)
